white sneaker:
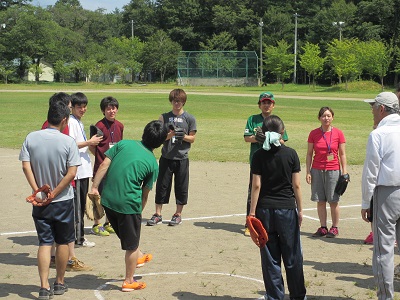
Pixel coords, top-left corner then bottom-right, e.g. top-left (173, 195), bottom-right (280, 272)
top-left (82, 238), bottom-right (95, 248)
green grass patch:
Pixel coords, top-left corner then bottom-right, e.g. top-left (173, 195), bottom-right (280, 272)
top-left (0, 86), bottom-right (376, 165)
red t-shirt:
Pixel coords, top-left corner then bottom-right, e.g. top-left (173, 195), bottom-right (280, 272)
top-left (307, 127), bottom-right (346, 171)
top-left (93, 118), bottom-right (124, 176)
top-left (41, 120), bottom-right (69, 135)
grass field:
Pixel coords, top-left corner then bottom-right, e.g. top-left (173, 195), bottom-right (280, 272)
top-left (0, 83), bottom-right (382, 165)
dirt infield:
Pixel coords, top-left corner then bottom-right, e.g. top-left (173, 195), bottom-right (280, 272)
top-left (1, 147), bottom-right (399, 300)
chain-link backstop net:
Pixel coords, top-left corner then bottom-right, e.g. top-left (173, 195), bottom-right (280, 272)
top-left (177, 51), bottom-right (258, 86)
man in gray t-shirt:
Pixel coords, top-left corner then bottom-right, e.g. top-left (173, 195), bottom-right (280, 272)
top-left (19, 97), bottom-right (81, 299)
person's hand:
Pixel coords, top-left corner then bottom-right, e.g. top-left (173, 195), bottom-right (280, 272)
top-left (361, 208), bottom-right (371, 223)
top-left (91, 186), bottom-right (99, 195)
top-left (89, 135), bottom-right (103, 146)
top-left (306, 173), bottom-right (311, 184)
top-left (298, 211), bottom-right (303, 227)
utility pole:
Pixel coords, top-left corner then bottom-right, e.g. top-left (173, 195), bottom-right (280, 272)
top-left (259, 18), bottom-right (264, 86)
top-left (293, 13), bottom-right (299, 84)
top-left (131, 20), bottom-right (134, 40)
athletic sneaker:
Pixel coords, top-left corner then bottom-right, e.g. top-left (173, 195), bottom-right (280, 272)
top-left (38, 287), bottom-right (53, 300)
top-left (82, 238), bottom-right (96, 247)
top-left (244, 227), bottom-right (250, 236)
top-left (364, 232), bottom-right (373, 244)
top-left (168, 214), bottom-right (182, 226)
top-left (91, 224), bottom-right (110, 236)
top-left (312, 227), bottom-right (328, 237)
top-left (147, 214), bottom-right (162, 226)
top-left (66, 257), bottom-right (93, 271)
top-left (53, 282), bottom-right (68, 295)
top-left (104, 222), bottom-right (115, 234)
top-left (326, 226), bottom-right (339, 238)
top-left (137, 253), bottom-right (153, 268)
top-left (122, 280), bottom-right (146, 292)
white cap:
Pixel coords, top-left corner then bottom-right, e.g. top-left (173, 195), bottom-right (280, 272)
top-left (364, 92), bottom-right (399, 110)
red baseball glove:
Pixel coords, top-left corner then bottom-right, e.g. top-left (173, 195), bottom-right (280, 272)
top-left (246, 216), bottom-right (268, 248)
top-left (26, 184), bottom-right (54, 206)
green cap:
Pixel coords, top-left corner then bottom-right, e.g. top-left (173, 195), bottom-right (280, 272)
top-left (258, 92), bottom-right (275, 104)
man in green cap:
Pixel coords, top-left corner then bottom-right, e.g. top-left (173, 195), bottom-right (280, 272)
top-left (243, 92), bottom-right (288, 236)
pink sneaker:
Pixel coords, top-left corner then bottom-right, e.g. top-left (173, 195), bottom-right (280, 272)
top-left (364, 232), bottom-right (373, 245)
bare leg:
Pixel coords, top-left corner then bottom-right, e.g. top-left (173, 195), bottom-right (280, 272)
top-left (329, 202), bottom-right (340, 227)
top-left (175, 204), bottom-right (184, 215)
top-left (125, 249), bottom-right (140, 283)
top-left (317, 201), bottom-right (327, 227)
top-left (55, 244), bottom-right (69, 284)
top-left (37, 245), bottom-right (52, 289)
top-left (155, 203), bottom-right (163, 215)
top-left (68, 241), bottom-right (75, 260)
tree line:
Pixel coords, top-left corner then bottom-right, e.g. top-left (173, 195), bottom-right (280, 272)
top-left (0, 0), bottom-right (399, 86)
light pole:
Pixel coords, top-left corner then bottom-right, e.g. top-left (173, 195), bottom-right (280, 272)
top-left (332, 21), bottom-right (345, 41)
top-left (259, 18), bottom-right (264, 85)
top-left (131, 20), bottom-right (134, 40)
top-left (293, 13), bottom-right (299, 84)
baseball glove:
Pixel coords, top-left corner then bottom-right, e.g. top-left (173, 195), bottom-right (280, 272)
top-left (254, 127), bottom-right (266, 144)
top-left (174, 127), bottom-right (185, 142)
top-left (85, 193), bottom-right (105, 221)
top-left (90, 125), bottom-right (104, 138)
top-left (26, 184), bottom-right (54, 206)
top-left (246, 216), bottom-right (268, 248)
top-left (334, 173), bottom-right (350, 196)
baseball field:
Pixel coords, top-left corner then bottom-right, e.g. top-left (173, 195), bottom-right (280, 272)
top-left (1, 85), bottom-right (399, 299)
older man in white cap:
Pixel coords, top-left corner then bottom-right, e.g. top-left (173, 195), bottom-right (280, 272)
top-left (361, 91), bottom-right (400, 300)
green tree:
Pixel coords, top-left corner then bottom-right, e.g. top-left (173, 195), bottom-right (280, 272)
top-left (327, 39), bottom-right (361, 89)
top-left (142, 30), bottom-right (181, 82)
top-left (105, 36), bottom-right (144, 82)
top-left (357, 40), bottom-right (391, 90)
top-left (299, 42), bottom-right (325, 88)
top-left (1, 6), bottom-right (59, 80)
top-left (53, 60), bottom-right (72, 83)
top-left (264, 40), bottom-right (294, 89)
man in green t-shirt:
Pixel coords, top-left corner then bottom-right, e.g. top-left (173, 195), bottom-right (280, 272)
top-left (90, 120), bottom-right (167, 292)
top-left (243, 92), bottom-right (288, 236)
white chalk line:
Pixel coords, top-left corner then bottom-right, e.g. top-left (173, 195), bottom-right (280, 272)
top-left (0, 205), bottom-right (361, 236)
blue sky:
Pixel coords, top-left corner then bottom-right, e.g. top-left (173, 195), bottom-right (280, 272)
top-left (32, 0), bottom-right (130, 12)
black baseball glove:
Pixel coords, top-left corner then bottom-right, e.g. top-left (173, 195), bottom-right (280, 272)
top-left (174, 127), bottom-right (185, 142)
top-left (255, 127), bottom-right (266, 144)
top-left (334, 173), bottom-right (350, 196)
top-left (90, 125), bottom-right (104, 138)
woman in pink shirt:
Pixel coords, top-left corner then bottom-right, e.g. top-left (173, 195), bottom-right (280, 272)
top-left (306, 107), bottom-right (348, 238)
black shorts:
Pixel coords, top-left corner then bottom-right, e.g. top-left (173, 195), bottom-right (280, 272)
top-left (104, 207), bottom-right (141, 251)
top-left (32, 199), bottom-right (75, 246)
top-left (155, 157), bottom-right (189, 205)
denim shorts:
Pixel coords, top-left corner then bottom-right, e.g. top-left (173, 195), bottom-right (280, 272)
top-left (32, 198), bottom-right (75, 246)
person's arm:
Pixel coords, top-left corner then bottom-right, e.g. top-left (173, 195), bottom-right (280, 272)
top-left (77, 135), bottom-right (103, 149)
top-left (338, 143), bottom-right (347, 175)
top-left (244, 135), bottom-right (258, 143)
top-left (51, 166), bottom-right (77, 198)
top-left (22, 161), bottom-right (39, 191)
top-left (249, 173), bottom-right (261, 216)
top-left (91, 157), bottom-right (111, 194)
top-left (142, 186), bottom-right (151, 211)
top-left (182, 131), bottom-right (196, 143)
top-left (305, 142), bottom-right (314, 184)
top-left (292, 172), bottom-right (303, 227)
